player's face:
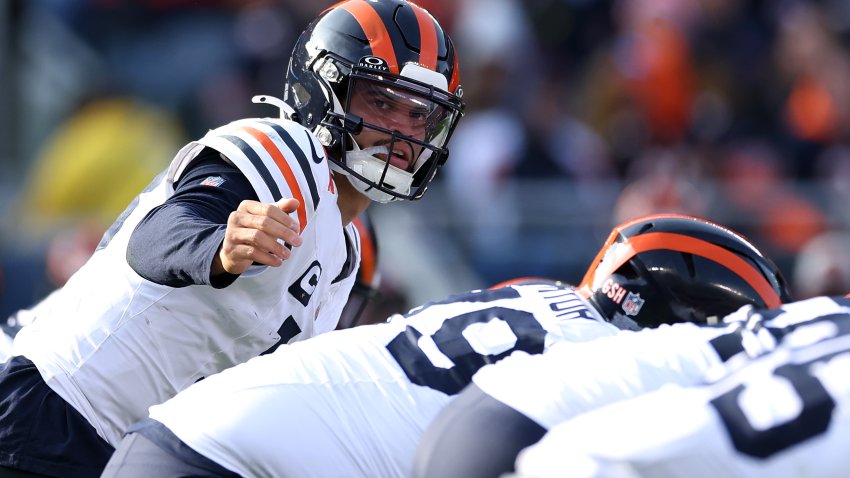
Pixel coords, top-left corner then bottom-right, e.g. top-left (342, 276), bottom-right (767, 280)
top-left (347, 80), bottom-right (438, 172)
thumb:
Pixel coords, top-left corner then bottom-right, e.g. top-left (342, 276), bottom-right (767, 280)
top-left (276, 198), bottom-right (300, 213)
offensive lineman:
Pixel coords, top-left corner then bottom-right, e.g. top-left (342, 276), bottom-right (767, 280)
top-left (100, 214), bottom-right (791, 478)
top-left (413, 278), bottom-right (819, 478)
top-left (0, 1), bottom-right (464, 477)
top-left (512, 295), bottom-right (850, 478)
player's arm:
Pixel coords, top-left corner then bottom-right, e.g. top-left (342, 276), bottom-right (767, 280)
top-left (127, 148), bottom-right (300, 288)
top-left (413, 383), bottom-right (546, 478)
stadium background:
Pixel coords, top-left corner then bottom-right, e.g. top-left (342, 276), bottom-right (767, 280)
top-left (1, 0), bottom-right (850, 324)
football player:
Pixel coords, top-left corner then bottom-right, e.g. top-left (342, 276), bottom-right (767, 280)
top-left (413, 212), bottom-right (800, 478)
top-left (0, 1), bottom-right (464, 477)
top-left (100, 214), bottom-right (790, 478)
top-left (513, 295), bottom-right (850, 478)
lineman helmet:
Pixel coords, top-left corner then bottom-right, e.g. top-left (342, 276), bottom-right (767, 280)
top-left (281, 0), bottom-right (464, 203)
top-left (578, 214), bottom-right (792, 328)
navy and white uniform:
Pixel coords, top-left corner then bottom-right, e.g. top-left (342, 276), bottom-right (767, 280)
top-left (412, 300), bottom-right (806, 478)
top-left (0, 118), bottom-right (358, 477)
top-left (105, 283), bottom-right (620, 478)
top-left (515, 296), bottom-right (850, 478)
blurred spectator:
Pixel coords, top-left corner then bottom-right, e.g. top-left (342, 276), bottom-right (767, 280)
top-left (16, 96), bottom-right (185, 238)
top-left (612, 0), bottom-right (699, 145)
top-left (793, 231), bottom-right (850, 298)
top-left (612, 146), bottom-right (709, 224)
top-left (716, 140), bottom-right (826, 258)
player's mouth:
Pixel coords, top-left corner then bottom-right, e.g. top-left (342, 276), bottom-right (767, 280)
top-left (376, 145), bottom-right (414, 171)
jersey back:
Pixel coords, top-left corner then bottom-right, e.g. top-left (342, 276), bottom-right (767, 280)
top-left (148, 282), bottom-right (619, 478)
top-left (516, 296), bottom-right (850, 478)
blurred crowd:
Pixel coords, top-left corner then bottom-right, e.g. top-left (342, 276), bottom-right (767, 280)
top-left (3, 0), bottom-right (850, 322)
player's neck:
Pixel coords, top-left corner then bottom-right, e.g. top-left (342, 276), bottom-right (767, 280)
top-left (335, 174), bottom-right (371, 226)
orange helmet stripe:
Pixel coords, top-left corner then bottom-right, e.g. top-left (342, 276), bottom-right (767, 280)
top-left (354, 218), bottom-right (377, 285)
top-left (410, 4), bottom-right (438, 70)
top-left (448, 42), bottom-right (461, 93)
top-left (240, 126), bottom-right (307, 232)
top-left (580, 231), bottom-right (781, 308)
top-left (580, 214), bottom-right (727, 293)
top-left (338, 0), bottom-right (400, 73)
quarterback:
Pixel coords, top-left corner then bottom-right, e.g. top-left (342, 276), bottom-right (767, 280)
top-left (0, 0), bottom-right (464, 476)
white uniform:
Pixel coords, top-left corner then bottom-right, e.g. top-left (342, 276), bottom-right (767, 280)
top-left (514, 296), bottom-right (850, 478)
top-left (147, 283), bottom-right (620, 478)
top-left (0, 331), bottom-right (12, 363)
top-left (471, 296), bottom-right (847, 430)
top-left (471, 322), bottom-right (733, 430)
top-left (12, 117), bottom-right (359, 446)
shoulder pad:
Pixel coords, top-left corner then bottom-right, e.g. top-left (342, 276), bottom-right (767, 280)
top-left (199, 118), bottom-right (333, 232)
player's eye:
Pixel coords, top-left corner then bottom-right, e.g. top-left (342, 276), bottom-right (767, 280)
top-left (410, 110), bottom-right (427, 121)
top-left (371, 98), bottom-right (389, 110)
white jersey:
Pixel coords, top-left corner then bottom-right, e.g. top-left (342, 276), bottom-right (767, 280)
top-left (472, 321), bottom-right (734, 430)
top-left (148, 283), bottom-right (620, 478)
top-left (515, 296), bottom-right (850, 478)
top-left (472, 296), bottom-right (849, 430)
top-left (0, 331), bottom-right (12, 363)
top-left (12, 117), bottom-right (359, 446)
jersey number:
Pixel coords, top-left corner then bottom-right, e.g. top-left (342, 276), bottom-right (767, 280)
top-left (386, 306), bottom-right (547, 395)
top-left (710, 360), bottom-right (835, 458)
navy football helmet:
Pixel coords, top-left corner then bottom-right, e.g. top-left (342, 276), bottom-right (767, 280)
top-left (578, 214), bottom-right (792, 328)
top-left (280, 0), bottom-right (464, 203)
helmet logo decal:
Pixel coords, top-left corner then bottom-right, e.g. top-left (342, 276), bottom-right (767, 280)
top-left (601, 278), bottom-right (627, 304)
top-left (338, 0), bottom-right (399, 73)
top-left (359, 55), bottom-right (389, 72)
top-left (622, 292), bottom-right (645, 317)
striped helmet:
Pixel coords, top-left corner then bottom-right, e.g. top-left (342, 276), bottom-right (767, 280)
top-left (283, 0), bottom-right (464, 203)
top-left (578, 214), bottom-right (792, 328)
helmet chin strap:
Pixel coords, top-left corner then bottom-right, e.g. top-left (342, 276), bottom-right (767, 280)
top-left (340, 145), bottom-right (414, 203)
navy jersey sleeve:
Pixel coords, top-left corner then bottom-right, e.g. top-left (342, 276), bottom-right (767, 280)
top-left (127, 148), bottom-right (258, 288)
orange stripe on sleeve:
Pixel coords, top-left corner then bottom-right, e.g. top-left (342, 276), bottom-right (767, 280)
top-left (353, 218), bottom-right (377, 285)
top-left (339, 0), bottom-right (399, 73)
top-left (240, 126), bottom-right (308, 232)
top-left (411, 4), bottom-right (437, 70)
top-left (582, 232), bottom-right (781, 308)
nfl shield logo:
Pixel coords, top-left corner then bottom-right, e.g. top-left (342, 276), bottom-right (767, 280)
top-left (201, 176), bottom-right (225, 187)
top-left (622, 292), bottom-right (645, 316)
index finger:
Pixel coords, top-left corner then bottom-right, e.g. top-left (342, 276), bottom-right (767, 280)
top-left (270, 198), bottom-right (301, 233)
top-left (237, 200), bottom-right (300, 233)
